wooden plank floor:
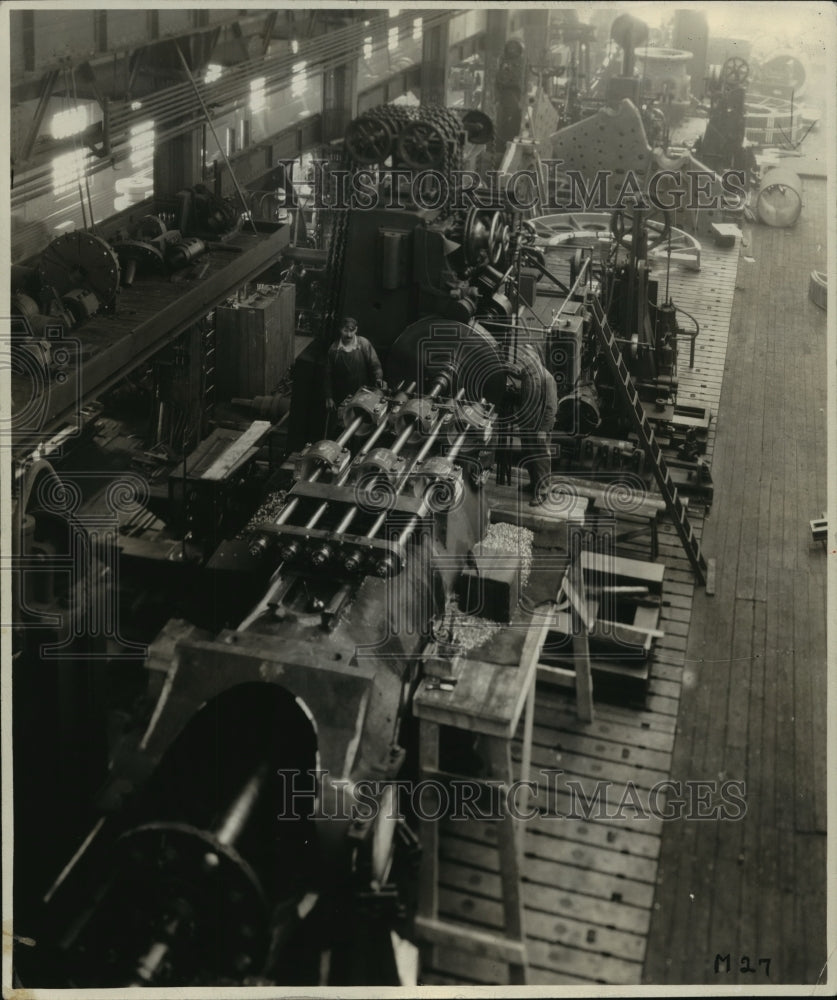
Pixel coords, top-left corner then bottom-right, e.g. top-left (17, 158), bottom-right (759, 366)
top-left (420, 229), bottom-right (749, 986)
top-left (643, 178), bottom-right (828, 986)
top-left (421, 186), bottom-right (827, 986)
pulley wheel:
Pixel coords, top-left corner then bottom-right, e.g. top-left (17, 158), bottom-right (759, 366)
top-left (344, 115), bottom-right (394, 165)
top-left (488, 211), bottom-right (511, 267)
top-left (610, 208), bottom-right (672, 253)
top-left (37, 231), bottom-right (121, 308)
top-left (385, 316), bottom-right (507, 406)
top-left (113, 822), bottom-right (270, 976)
top-left (136, 214), bottom-right (168, 240)
top-left (396, 120), bottom-right (447, 170)
top-left (722, 56), bottom-right (749, 89)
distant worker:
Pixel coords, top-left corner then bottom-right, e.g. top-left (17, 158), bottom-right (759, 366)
top-left (516, 342), bottom-right (557, 505)
top-left (324, 317), bottom-right (384, 414)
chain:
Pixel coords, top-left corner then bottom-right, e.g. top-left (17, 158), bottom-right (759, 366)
top-left (320, 105), bottom-right (469, 337)
top-left (318, 149), bottom-right (352, 344)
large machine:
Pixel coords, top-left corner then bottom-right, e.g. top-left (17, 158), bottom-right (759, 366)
top-left (17, 360), bottom-right (498, 987)
top-left (12, 93), bottom-right (715, 987)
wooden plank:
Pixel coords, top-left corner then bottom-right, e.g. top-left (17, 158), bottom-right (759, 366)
top-left (438, 886), bottom-right (647, 963)
top-left (645, 178), bottom-right (828, 986)
top-left (527, 939), bottom-right (641, 984)
top-left (414, 915), bottom-right (526, 965)
top-left (427, 945), bottom-right (595, 986)
top-left (512, 739), bottom-right (670, 790)
top-left (649, 661), bottom-right (685, 683)
top-left (447, 809), bottom-right (663, 860)
top-left (535, 691), bottom-right (677, 738)
top-left (643, 216), bottom-right (741, 986)
top-left (424, 946), bottom-right (511, 985)
top-left (535, 704), bottom-right (673, 753)
top-left (440, 836), bottom-right (656, 909)
top-left (447, 819), bottom-right (659, 882)
top-left (643, 693), bottom-right (679, 717)
top-left (646, 677), bottom-right (680, 700)
top-left (527, 722), bottom-right (673, 773)
top-left (438, 860), bottom-right (653, 936)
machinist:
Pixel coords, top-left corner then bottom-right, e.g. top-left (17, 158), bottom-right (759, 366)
top-left (516, 342), bottom-right (558, 505)
top-left (324, 317), bottom-right (384, 417)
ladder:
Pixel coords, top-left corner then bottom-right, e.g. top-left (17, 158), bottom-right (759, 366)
top-left (586, 296), bottom-right (712, 589)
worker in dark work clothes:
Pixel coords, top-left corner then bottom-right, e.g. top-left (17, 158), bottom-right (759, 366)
top-left (324, 318), bottom-right (384, 429)
top-left (516, 342), bottom-right (557, 505)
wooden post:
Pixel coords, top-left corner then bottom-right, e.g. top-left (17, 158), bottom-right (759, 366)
top-left (518, 676), bottom-right (537, 836)
top-left (485, 737), bottom-right (529, 985)
top-left (417, 720), bottom-right (440, 978)
top-left (569, 528), bottom-right (595, 722)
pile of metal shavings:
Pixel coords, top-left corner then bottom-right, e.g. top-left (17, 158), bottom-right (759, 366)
top-left (480, 521), bottom-right (534, 591)
top-left (239, 490), bottom-right (287, 537)
top-left (438, 594), bottom-right (503, 654)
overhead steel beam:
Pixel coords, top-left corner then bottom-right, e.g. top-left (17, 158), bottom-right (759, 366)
top-left (261, 11), bottom-right (278, 55)
top-left (20, 68), bottom-right (58, 161)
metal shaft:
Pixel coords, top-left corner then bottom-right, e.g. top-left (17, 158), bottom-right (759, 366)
top-left (394, 427), bottom-right (470, 549)
top-left (271, 414), bottom-right (365, 527)
top-left (309, 412), bottom-right (416, 533)
top-left (365, 389), bottom-right (465, 542)
top-left (214, 761), bottom-right (271, 848)
top-left (304, 379), bottom-right (437, 536)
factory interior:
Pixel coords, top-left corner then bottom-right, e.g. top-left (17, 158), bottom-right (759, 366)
top-left (3, 2), bottom-right (833, 993)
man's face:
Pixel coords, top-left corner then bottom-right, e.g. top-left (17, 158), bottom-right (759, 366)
top-left (340, 326), bottom-right (357, 345)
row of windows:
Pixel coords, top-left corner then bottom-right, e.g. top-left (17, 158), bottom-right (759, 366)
top-left (14, 15), bottom-right (484, 261)
top-left (43, 19), bottom-right (431, 199)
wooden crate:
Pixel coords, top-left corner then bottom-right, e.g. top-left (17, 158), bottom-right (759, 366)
top-left (215, 283), bottom-right (295, 401)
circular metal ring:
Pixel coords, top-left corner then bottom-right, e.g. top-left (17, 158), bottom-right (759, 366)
top-left (344, 116), bottom-right (394, 165)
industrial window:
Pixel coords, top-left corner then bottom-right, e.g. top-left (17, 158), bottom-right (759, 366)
top-left (291, 60), bottom-right (307, 98)
top-left (50, 106), bottom-right (89, 140)
top-left (250, 77), bottom-right (266, 113)
top-left (388, 26), bottom-right (399, 51)
top-left (204, 63), bottom-right (223, 85)
top-left (51, 148), bottom-right (86, 196)
top-left (412, 17), bottom-right (422, 42)
top-left (363, 36), bottom-right (373, 60)
top-left (129, 120), bottom-right (155, 170)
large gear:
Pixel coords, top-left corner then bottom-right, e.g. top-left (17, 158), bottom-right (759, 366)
top-left (721, 56), bottom-right (749, 90)
top-left (37, 232), bottom-right (121, 309)
top-left (343, 116), bottom-right (394, 166)
top-left (322, 105), bottom-right (477, 340)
